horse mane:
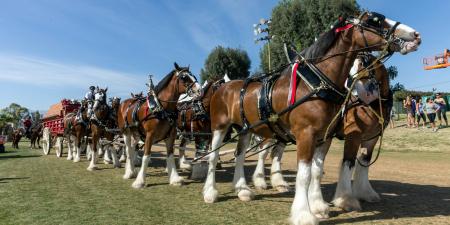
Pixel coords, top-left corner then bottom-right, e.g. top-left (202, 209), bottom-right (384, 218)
top-left (154, 70), bottom-right (175, 95)
top-left (300, 19), bottom-right (347, 62)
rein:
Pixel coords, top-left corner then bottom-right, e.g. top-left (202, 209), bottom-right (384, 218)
top-left (356, 86), bottom-right (385, 167)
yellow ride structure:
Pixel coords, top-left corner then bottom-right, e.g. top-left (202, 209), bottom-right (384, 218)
top-left (423, 49), bottom-right (450, 70)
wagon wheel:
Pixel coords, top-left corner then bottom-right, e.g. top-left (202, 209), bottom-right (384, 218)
top-left (42, 127), bottom-right (51, 155)
top-left (55, 137), bottom-right (64, 157)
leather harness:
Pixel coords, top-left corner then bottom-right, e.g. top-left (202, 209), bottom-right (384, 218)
top-left (239, 59), bottom-right (348, 144)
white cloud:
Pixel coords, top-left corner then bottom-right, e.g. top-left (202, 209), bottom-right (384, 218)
top-left (161, 1), bottom-right (229, 53)
top-left (0, 54), bottom-right (143, 95)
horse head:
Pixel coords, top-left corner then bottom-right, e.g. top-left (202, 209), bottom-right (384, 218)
top-left (109, 97), bottom-right (121, 112)
top-left (93, 87), bottom-right (109, 120)
top-left (131, 92), bottom-right (144, 99)
top-left (342, 11), bottom-right (421, 55)
top-left (173, 62), bottom-right (201, 97)
top-left (94, 87), bottom-right (107, 109)
top-left (348, 53), bottom-right (390, 105)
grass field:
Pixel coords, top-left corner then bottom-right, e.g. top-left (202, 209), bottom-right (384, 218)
top-left (1, 118), bottom-right (450, 224)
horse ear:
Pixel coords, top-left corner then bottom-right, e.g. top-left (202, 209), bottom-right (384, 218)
top-left (174, 62), bottom-right (180, 70)
top-left (188, 64), bottom-right (190, 70)
top-left (105, 87), bottom-right (108, 92)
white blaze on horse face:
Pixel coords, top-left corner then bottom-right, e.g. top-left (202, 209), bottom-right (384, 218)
top-left (385, 18), bottom-right (421, 54)
top-left (385, 18), bottom-right (416, 41)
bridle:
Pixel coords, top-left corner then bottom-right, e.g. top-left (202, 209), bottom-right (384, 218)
top-left (159, 69), bottom-right (199, 103)
top-left (344, 52), bottom-right (391, 168)
top-left (308, 11), bottom-right (402, 65)
top-left (93, 90), bottom-right (107, 111)
top-left (354, 11), bottom-right (401, 51)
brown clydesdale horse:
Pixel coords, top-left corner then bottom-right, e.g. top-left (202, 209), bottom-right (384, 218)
top-left (251, 53), bottom-right (392, 212)
top-left (11, 128), bottom-right (24, 149)
top-left (87, 87), bottom-right (122, 171)
top-left (63, 100), bottom-right (90, 162)
top-left (30, 122), bottom-right (43, 149)
top-left (332, 53), bottom-right (392, 211)
top-left (117, 63), bottom-right (200, 188)
top-left (176, 78), bottom-right (226, 170)
top-left (204, 12), bottom-right (420, 225)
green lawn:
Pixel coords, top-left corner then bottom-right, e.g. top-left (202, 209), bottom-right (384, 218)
top-left (1, 124), bottom-right (449, 225)
top-left (0, 143), bottom-right (292, 225)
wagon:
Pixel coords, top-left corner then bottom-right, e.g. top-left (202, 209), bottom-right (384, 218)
top-left (41, 99), bottom-right (81, 157)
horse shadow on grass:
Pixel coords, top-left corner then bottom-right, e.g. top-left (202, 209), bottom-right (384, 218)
top-left (0, 177), bottom-right (30, 184)
top-left (0, 154), bottom-right (41, 160)
top-left (320, 180), bottom-right (450, 224)
top-left (178, 161), bottom-right (450, 223)
top-left (236, 165), bottom-right (450, 223)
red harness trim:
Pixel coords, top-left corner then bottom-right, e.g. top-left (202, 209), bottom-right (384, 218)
top-left (335, 24), bottom-right (354, 33)
top-left (145, 97), bottom-right (150, 116)
top-left (288, 62), bottom-right (300, 106)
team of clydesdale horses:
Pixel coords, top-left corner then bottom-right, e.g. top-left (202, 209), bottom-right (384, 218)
top-left (40, 11), bottom-right (421, 225)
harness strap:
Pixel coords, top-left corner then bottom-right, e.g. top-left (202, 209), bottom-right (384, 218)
top-left (288, 62), bottom-right (300, 105)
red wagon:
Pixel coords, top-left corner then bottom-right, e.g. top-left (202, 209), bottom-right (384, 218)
top-left (41, 99), bottom-right (80, 156)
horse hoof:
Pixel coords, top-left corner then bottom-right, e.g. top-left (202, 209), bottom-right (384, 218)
top-left (132, 180), bottom-right (145, 189)
top-left (87, 166), bottom-right (98, 171)
top-left (203, 188), bottom-right (219, 203)
top-left (67, 157), bottom-right (73, 161)
top-left (355, 190), bottom-right (381, 203)
top-left (237, 189), bottom-right (254, 202)
top-left (253, 176), bottom-right (268, 190)
top-left (363, 193), bottom-right (381, 203)
top-left (310, 200), bottom-right (330, 219)
top-left (289, 211), bottom-right (318, 225)
top-left (275, 185), bottom-right (290, 193)
top-left (333, 196), bottom-right (361, 212)
top-left (73, 157), bottom-right (81, 163)
top-left (123, 171), bottom-right (137, 179)
top-left (180, 162), bottom-right (192, 170)
top-left (170, 177), bottom-right (184, 186)
top-left (103, 160), bottom-right (112, 165)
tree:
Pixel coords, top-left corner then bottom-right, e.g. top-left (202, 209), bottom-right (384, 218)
top-left (0, 103), bottom-right (29, 128)
top-left (260, 0), bottom-right (359, 72)
top-left (386, 65), bottom-right (398, 81)
top-left (391, 82), bottom-right (405, 93)
top-left (32, 111), bottom-right (41, 122)
top-left (200, 46), bottom-right (251, 82)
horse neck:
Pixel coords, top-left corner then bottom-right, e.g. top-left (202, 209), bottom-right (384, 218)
top-left (201, 87), bottom-right (214, 113)
top-left (157, 75), bottom-right (181, 110)
top-left (315, 36), bottom-right (358, 89)
top-left (376, 66), bottom-right (390, 99)
top-left (94, 104), bottom-right (109, 120)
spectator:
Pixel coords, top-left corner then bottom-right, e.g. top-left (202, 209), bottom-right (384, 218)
top-left (403, 95), bottom-right (414, 128)
top-left (0, 135), bottom-right (5, 153)
top-left (416, 98), bottom-right (426, 129)
top-left (389, 107), bottom-right (396, 129)
top-left (434, 93), bottom-right (448, 128)
top-left (411, 96), bottom-right (417, 127)
top-left (424, 97), bottom-right (439, 132)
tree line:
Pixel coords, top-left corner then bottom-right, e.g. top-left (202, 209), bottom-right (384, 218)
top-left (201, 0), bottom-right (406, 96)
top-left (0, 103), bottom-right (41, 134)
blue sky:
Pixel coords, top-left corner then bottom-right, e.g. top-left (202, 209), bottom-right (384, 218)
top-left (0, 0), bottom-right (448, 111)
